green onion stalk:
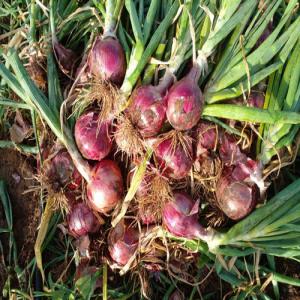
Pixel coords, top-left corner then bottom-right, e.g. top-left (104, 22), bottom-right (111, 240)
top-left (259, 37), bottom-right (300, 164)
top-left (118, 0), bottom-right (180, 107)
top-left (204, 0), bottom-right (300, 104)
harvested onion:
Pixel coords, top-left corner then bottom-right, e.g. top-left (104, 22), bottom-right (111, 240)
top-left (166, 66), bottom-right (203, 131)
top-left (108, 220), bottom-right (139, 266)
top-left (154, 136), bottom-right (193, 179)
top-left (74, 112), bottom-right (112, 161)
top-left (216, 166), bottom-right (258, 220)
top-left (163, 192), bottom-right (208, 240)
top-left (128, 85), bottom-right (167, 137)
top-left (87, 160), bottom-right (123, 214)
top-left (88, 37), bottom-right (126, 85)
top-left (68, 202), bottom-right (100, 238)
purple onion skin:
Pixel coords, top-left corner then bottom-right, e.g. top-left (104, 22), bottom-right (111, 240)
top-left (163, 192), bottom-right (204, 239)
top-left (68, 202), bottom-right (100, 238)
top-left (45, 150), bottom-right (82, 190)
top-left (166, 67), bottom-right (203, 131)
top-left (128, 85), bottom-right (167, 137)
top-left (218, 133), bottom-right (246, 166)
top-left (75, 112), bottom-right (112, 161)
top-left (88, 37), bottom-right (126, 85)
top-left (216, 167), bottom-right (258, 220)
top-left (108, 221), bottom-right (139, 266)
top-left (196, 122), bottom-right (217, 158)
top-left (169, 290), bottom-right (184, 300)
top-left (53, 42), bottom-right (77, 73)
top-left (155, 137), bottom-right (193, 180)
top-left (248, 91), bottom-right (264, 109)
top-left (87, 160), bottom-right (123, 213)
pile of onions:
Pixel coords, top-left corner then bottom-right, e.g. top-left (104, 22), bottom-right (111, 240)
top-left (154, 136), bottom-right (193, 179)
top-left (68, 202), bottom-right (100, 238)
top-left (108, 220), bottom-right (139, 266)
top-left (44, 149), bottom-right (82, 190)
top-left (88, 37), bottom-right (126, 85)
top-left (166, 66), bottom-right (204, 131)
top-left (74, 112), bottom-right (112, 161)
top-left (87, 160), bottom-right (123, 213)
top-left (163, 192), bottom-right (209, 240)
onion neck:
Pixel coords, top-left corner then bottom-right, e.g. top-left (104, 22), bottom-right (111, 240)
top-left (103, 0), bottom-right (124, 39)
top-left (193, 224), bottom-right (214, 243)
top-left (156, 69), bottom-right (174, 94)
top-left (187, 64), bottom-right (201, 83)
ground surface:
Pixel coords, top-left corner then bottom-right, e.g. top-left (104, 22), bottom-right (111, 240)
top-left (0, 149), bottom-right (40, 291)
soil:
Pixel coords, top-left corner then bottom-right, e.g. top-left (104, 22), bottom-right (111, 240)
top-left (0, 149), bottom-right (40, 291)
top-left (277, 258), bottom-right (300, 300)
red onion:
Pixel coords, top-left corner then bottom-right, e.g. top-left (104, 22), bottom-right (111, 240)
top-left (45, 149), bottom-right (82, 190)
top-left (196, 122), bottom-right (218, 158)
top-left (166, 66), bottom-right (204, 131)
top-left (53, 41), bottom-right (77, 74)
top-left (232, 158), bottom-right (266, 195)
top-left (87, 160), bottom-right (123, 213)
top-left (216, 167), bottom-right (258, 220)
top-left (248, 91), bottom-right (264, 109)
top-left (128, 85), bottom-right (167, 137)
top-left (163, 192), bottom-right (208, 240)
top-left (154, 136), bottom-right (193, 179)
top-left (218, 132), bottom-right (246, 166)
top-left (169, 290), bottom-right (184, 300)
top-left (74, 112), bottom-right (112, 161)
top-left (108, 220), bottom-right (139, 266)
top-left (88, 37), bottom-right (126, 85)
top-left (68, 202), bottom-right (100, 238)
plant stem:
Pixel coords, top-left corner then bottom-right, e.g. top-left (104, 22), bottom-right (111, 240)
top-left (202, 104), bottom-right (300, 125)
top-left (104, 0), bottom-right (124, 37)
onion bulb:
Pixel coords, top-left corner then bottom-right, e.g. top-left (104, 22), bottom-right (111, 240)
top-left (216, 167), bottom-right (258, 220)
top-left (87, 160), bottom-right (123, 213)
top-left (128, 85), bottom-right (167, 137)
top-left (74, 112), bottom-right (112, 161)
top-left (88, 37), bottom-right (126, 85)
top-left (163, 192), bottom-right (208, 239)
top-left (154, 136), bottom-right (193, 179)
top-left (108, 220), bottom-right (139, 266)
top-left (68, 202), bottom-right (100, 238)
top-left (218, 132), bottom-right (246, 166)
top-left (44, 149), bottom-right (82, 190)
top-left (166, 66), bottom-right (204, 131)
top-left (195, 122), bottom-right (218, 158)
